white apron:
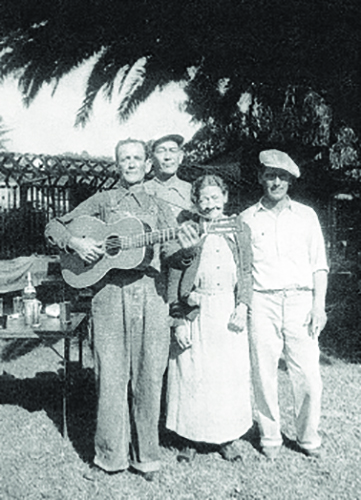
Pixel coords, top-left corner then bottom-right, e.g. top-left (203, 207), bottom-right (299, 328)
top-left (166, 234), bottom-right (252, 444)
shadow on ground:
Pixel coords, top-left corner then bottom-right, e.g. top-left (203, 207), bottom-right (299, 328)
top-left (320, 272), bottom-right (361, 363)
top-left (1, 338), bottom-right (39, 362)
top-left (0, 366), bottom-right (97, 463)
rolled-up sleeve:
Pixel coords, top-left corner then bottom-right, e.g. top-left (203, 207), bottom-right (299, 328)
top-left (309, 210), bottom-right (329, 274)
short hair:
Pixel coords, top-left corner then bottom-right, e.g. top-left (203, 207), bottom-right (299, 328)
top-left (115, 138), bottom-right (148, 163)
top-left (191, 174), bottom-right (228, 205)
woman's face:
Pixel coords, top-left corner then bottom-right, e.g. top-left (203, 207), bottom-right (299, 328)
top-left (197, 185), bottom-right (227, 220)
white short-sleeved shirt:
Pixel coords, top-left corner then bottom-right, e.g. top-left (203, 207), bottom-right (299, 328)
top-left (241, 197), bottom-right (329, 291)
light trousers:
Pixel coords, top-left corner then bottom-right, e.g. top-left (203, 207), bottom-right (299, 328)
top-left (92, 274), bottom-right (170, 473)
top-left (250, 289), bottom-right (322, 450)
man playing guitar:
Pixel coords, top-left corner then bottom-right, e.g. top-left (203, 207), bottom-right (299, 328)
top-left (45, 139), bottom-right (176, 481)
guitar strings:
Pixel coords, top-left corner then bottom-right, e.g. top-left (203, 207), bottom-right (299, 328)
top-left (103, 220), bottom-right (233, 251)
top-left (104, 228), bottom-right (178, 250)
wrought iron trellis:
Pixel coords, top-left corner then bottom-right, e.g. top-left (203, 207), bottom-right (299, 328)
top-left (0, 152), bottom-right (119, 258)
top-left (0, 151), bottom-right (353, 264)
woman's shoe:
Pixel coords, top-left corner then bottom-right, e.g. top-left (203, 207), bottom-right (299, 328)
top-left (177, 446), bottom-right (196, 463)
top-left (262, 445), bottom-right (281, 460)
top-left (219, 441), bottom-right (243, 462)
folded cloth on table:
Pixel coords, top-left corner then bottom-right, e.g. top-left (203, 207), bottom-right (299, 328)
top-left (0, 255), bottom-right (55, 293)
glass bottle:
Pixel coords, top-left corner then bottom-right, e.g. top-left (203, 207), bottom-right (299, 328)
top-left (23, 272), bottom-right (37, 326)
top-left (23, 272), bottom-right (36, 300)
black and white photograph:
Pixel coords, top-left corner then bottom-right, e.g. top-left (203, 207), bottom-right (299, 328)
top-left (0, 1), bottom-right (360, 498)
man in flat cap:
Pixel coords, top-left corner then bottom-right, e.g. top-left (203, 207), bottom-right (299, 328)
top-left (145, 134), bottom-right (192, 221)
top-left (145, 134), bottom-right (193, 310)
top-left (241, 149), bottom-right (328, 460)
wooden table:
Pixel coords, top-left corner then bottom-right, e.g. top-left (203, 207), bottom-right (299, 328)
top-left (0, 312), bottom-right (87, 439)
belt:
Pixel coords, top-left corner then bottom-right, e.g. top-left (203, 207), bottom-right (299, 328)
top-left (255, 286), bottom-right (313, 294)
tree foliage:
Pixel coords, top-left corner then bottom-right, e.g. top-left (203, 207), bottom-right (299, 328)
top-left (0, 115), bottom-right (9, 150)
top-left (0, 0), bottom-right (360, 136)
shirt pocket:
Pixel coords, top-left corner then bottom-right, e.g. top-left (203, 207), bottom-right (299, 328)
top-left (136, 203), bottom-right (158, 229)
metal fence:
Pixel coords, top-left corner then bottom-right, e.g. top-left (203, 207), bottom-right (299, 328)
top-left (0, 152), bottom-right (359, 266)
top-left (0, 184), bottom-right (70, 258)
top-left (0, 151), bottom-right (118, 259)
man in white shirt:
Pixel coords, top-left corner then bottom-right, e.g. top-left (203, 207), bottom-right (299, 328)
top-left (145, 134), bottom-right (191, 221)
top-left (241, 149), bottom-right (328, 460)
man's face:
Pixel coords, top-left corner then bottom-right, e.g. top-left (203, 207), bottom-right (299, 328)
top-left (259, 167), bottom-right (292, 203)
top-left (116, 142), bottom-right (151, 186)
top-left (152, 140), bottom-right (184, 178)
top-left (197, 185), bottom-right (227, 220)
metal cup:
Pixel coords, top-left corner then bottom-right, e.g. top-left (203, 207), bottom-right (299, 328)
top-left (60, 301), bottom-right (71, 325)
top-left (0, 315), bottom-right (7, 329)
top-left (13, 296), bottom-right (23, 317)
top-left (23, 299), bottom-right (34, 326)
top-left (32, 299), bottom-right (41, 327)
top-left (23, 299), bottom-right (41, 327)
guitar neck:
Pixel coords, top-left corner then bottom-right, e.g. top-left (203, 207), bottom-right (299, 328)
top-left (122, 226), bottom-right (179, 249)
top-left (119, 217), bottom-right (235, 250)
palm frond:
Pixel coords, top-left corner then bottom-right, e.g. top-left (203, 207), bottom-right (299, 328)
top-left (75, 48), bottom-right (116, 127)
top-left (0, 0), bottom-right (361, 135)
top-left (116, 57), bottom-right (177, 122)
top-left (117, 57), bottom-right (147, 112)
top-left (74, 45), bottom-right (142, 127)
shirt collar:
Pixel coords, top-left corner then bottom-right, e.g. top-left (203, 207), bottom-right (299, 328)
top-left (255, 195), bottom-right (293, 214)
top-left (153, 174), bottom-right (187, 199)
top-left (115, 183), bottom-right (148, 206)
top-left (153, 174), bottom-right (179, 186)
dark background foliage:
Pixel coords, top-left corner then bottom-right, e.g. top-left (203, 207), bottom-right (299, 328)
top-left (0, 0), bottom-right (360, 132)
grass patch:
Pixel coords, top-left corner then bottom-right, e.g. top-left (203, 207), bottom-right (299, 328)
top-left (0, 277), bottom-right (360, 499)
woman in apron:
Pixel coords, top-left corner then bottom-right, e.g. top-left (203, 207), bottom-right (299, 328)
top-left (166, 174), bottom-right (253, 462)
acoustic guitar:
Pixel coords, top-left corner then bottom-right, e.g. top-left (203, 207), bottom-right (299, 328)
top-left (60, 215), bottom-right (180, 288)
top-left (60, 214), bottom-right (238, 288)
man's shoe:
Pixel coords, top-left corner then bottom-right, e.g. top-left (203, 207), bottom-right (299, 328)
top-left (138, 470), bottom-right (157, 482)
top-left (219, 441), bottom-right (243, 462)
top-left (83, 463), bottom-right (122, 481)
top-left (300, 446), bottom-right (321, 458)
top-left (261, 445), bottom-right (281, 460)
top-left (130, 467), bottom-right (158, 482)
top-left (177, 447), bottom-right (196, 463)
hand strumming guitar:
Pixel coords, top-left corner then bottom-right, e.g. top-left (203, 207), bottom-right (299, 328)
top-left (68, 236), bottom-right (104, 264)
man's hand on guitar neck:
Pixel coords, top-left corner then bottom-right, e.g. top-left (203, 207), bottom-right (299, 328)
top-left (68, 236), bottom-right (104, 264)
top-left (177, 222), bottom-right (200, 249)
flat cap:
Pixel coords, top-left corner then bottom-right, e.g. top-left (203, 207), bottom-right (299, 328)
top-left (259, 149), bottom-right (300, 178)
top-left (152, 134), bottom-right (184, 151)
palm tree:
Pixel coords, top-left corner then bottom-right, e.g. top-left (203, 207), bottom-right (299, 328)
top-left (0, 0), bottom-right (360, 138)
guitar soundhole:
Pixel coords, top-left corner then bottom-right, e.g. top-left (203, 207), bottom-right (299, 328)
top-left (105, 235), bottom-right (121, 257)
